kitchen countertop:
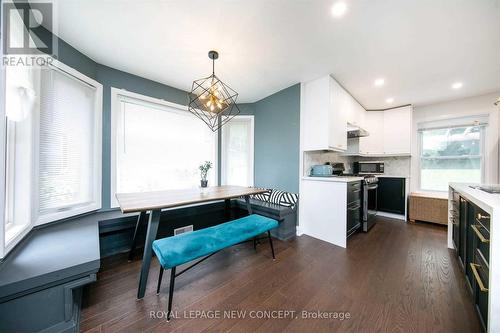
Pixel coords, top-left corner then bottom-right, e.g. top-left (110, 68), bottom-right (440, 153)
top-left (376, 175), bottom-right (409, 178)
top-left (302, 176), bottom-right (364, 183)
top-left (449, 183), bottom-right (500, 214)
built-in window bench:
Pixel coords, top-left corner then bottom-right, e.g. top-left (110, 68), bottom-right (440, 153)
top-left (233, 198), bottom-right (297, 240)
top-left (0, 210), bottom-right (132, 333)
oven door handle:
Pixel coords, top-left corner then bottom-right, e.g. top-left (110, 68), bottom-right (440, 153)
top-left (366, 184), bottom-right (378, 190)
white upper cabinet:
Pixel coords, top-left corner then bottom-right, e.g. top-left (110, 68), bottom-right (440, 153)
top-left (301, 75), bottom-right (347, 151)
top-left (301, 75), bottom-right (411, 156)
top-left (359, 111), bottom-right (384, 155)
top-left (344, 91), bottom-right (365, 127)
top-left (358, 106), bottom-right (412, 156)
top-left (383, 106), bottom-right (412, 155)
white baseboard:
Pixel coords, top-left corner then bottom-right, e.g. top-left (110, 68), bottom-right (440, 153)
top-left (376, 211), bottom-right (407, 221)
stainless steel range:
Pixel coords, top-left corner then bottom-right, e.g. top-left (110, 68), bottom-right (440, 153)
top-left (362, 175), bottom-right (378, 232)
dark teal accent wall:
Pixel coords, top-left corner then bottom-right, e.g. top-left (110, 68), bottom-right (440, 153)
top-left (253, 84), bottom-right (300, 193)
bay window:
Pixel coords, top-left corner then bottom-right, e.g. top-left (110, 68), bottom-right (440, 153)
top-left (1, 61), bottom-right (102, 258)
top-left (111, 89), bottom-right (217, 206)
top-left (221, 116), bottom-right (254, 186)
top-left (418, 117), bottom-right (486, 192)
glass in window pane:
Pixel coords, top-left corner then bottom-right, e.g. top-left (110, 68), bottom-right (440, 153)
top-left (421, 126), bottom-right (481, 157)
top-left (222, 118), bottom-right (252, 186)
top-left (4, 65), bottom-right (37, 237)
top-left (115, 100), bottom-right (217, 194)
top-left (420, 157), bottom-right (481, 191)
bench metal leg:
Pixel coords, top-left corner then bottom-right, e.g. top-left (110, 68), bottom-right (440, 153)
top-left (167, 266), bottom-right (177, 322)
top-left (267, 231), bottom-right (275, 260)
top-left (156, 267), bottom-right (164, 295)
top-left (129, 211), bottom-right (147, 261)
top-left (137, 209), bottom-right (161, 299)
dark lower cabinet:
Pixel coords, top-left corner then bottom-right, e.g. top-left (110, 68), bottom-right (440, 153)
top-left (453, 192), bottom-right (490, 333)
top-left (377, 177), bottom-right (405, 215)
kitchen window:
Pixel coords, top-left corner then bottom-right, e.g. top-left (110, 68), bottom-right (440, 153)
top-left (418, 118), bottom-right (486, 192)
top-left (221, 116), bottom-right (254, 186)
top-left (110, 89), bottom-right (217, 207)
top-left (1, 61), bottom-right (103, 258)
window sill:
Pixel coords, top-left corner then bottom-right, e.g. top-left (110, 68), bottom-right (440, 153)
top-left (5, 223), bottom-right (30, 246)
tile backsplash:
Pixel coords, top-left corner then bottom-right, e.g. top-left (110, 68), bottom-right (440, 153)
top-left (304, 151), bottom-right (411, 177)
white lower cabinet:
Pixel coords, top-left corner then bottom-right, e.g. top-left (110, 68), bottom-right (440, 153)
top-left (299, 179), bottom-right (347, 248)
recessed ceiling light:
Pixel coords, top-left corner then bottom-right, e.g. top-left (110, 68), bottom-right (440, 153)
top-left (452, 82), bottom-right (463, 89)
top-left (374, 78), bottom-right (385, 87)
top-left (386, 97), bottom-right (394, 104)
top-left (331, 2), bottom-right (347, 18)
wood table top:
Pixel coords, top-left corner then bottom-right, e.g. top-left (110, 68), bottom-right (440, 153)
top-left (116, 185), bottom-right (268, 213)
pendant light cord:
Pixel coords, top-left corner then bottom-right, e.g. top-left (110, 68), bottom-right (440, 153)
top-left (212, 58), bottom-right (215, 75)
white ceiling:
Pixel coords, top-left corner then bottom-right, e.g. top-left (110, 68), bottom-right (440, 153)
top-left (51, 0), bottom-right (500, 108)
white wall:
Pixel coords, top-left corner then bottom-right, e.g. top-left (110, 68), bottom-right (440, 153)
top-left (410, 92), bottom-right (500, 191)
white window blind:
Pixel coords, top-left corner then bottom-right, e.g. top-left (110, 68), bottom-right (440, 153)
top-left (221, 116), bottom-right (254, 186)
top-left (112, 92), bottom-right (217, 205)
top-left (2, 61), bottom-right (102, 258)
top-left (38, 69), bottom-right (96, 213)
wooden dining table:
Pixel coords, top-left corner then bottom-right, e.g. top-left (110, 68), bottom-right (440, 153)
top-left (116, 185), bottom-right (268, 299)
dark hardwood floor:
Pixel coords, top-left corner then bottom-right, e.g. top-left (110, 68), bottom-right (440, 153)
top-left (81, 217), bottom-right (482, 332)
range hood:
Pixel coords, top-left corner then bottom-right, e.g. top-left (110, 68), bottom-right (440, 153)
top-left (347, 123), bottom-right (369, 138)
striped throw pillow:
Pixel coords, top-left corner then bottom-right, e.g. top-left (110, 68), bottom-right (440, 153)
top-left (250, 188), bottom-right (272, 202)
top-left (269, 190), bottom-right (299, 209)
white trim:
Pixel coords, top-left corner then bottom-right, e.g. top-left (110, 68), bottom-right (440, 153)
top-left (376, 211), bottom-right (406, 221)
top-left (110, 87), bottom-right (218, 208)
top-left (221, 115), bottom-right (255, 187)
top-left (0, 60), bottom-right (7, 258)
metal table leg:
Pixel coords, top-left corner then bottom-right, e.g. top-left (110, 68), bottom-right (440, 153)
top-left (244, 195), bottom-right (252, 215)
top-left (224, 199), bottom-right (232, 221)
top-left (128, 211), bottom-right (147, 261)
top-left (137, 209), bottom-right (161, 299)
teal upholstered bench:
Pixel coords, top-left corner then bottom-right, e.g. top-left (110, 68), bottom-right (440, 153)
top-left (152, 214), bottom-right (278, 321)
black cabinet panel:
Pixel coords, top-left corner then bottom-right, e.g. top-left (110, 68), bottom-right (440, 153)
top-left (377, 177), bottom-right (405, 215)
top-left (455, 195), bottom-right (490, 333)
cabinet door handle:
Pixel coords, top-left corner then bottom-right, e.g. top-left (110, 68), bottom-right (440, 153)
top-left (348, 205), bottom-right (361, 211)
top-left (470, 263), bottom-right (488, 292)
top-left (352, 189), bottom-right (361, 193)
top-left (471, 224), bottom-right (489, 243)
top-left (477, 213), bottom-right (490, 220)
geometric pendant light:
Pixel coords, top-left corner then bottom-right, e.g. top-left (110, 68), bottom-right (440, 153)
top-left (188, 50), bottom-right (241, 131)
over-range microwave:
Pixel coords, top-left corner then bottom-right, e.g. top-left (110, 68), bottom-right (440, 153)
top-left (353, 161), bottom-right (384, 175)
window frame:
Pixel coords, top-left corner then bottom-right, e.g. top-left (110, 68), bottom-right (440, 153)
top-left (221, 115), bottom-right (255, 187)
top-left (110, 87), bottom-right (218, 208)
top-left (0, 60), bottom-right (103, 259)
top-left (417, 122), bottom-right (486, 192)
top-left (33, 60), bottom-right (103, 226)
